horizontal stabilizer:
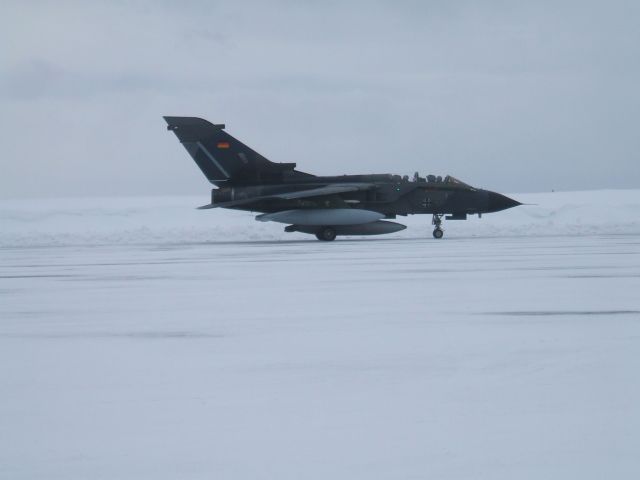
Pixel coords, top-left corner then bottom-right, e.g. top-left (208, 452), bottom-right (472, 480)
top-left (197, 197), bottom-right (263, 209)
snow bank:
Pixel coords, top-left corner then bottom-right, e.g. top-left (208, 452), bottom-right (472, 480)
top-left (1, 190), bottom-right (639, 247)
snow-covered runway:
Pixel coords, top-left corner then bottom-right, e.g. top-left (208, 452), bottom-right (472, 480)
top-left (1, 192), bottom-right (640, 478)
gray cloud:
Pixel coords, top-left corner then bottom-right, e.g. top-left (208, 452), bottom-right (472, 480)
top-left (1, 0), bottom-right (639, 198)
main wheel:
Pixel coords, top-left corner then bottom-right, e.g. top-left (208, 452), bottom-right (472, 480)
top-left (316, 227), bottom-right (337, 241)
top-left (432, 228), bottom-right (444, 239)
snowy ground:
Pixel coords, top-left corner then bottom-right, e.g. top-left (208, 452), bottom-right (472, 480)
top-left (1, 191), bottom-right (639, 479)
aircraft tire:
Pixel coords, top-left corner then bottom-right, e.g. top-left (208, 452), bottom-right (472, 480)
top-left (316, 227), bottom-right (337, 241)
top-left (432, 228), bottom-right (444, 239)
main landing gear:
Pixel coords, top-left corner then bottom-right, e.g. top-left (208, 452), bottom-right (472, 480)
top-left (315, 226), bottom-right (337, 241)
top-left (432, 214), bottom-right (444, 239)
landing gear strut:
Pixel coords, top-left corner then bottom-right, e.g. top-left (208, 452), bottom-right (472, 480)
top-left (432, 214), bottom-right (444, 239)
top-left (315, 226), bottom-right (337, 242)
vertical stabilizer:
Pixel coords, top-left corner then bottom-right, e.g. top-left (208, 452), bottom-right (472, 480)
top-left (164, 116), bottom-right (311, 185)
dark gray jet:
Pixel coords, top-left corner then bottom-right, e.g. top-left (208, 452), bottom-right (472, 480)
top-left (165, 116), bottom-right (520, 241)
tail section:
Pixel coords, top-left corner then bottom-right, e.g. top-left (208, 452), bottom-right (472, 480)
top-left (164, 116), bottom-right (312, 185)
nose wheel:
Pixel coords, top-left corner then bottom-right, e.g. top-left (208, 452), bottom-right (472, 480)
top-left (432, 214), bottom-right (444, 239)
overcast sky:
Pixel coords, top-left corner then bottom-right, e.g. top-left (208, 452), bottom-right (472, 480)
top-left (1, 0), bottom-right (639, 198)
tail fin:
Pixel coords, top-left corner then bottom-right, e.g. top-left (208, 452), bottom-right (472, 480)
top-left (164, 116), bottom-right (312, 185)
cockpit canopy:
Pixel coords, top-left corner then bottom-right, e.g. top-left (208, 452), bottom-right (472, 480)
top-left (408, 172), bottom-right (472, 188)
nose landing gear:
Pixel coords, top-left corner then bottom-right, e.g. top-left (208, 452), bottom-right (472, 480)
top-left (432, 214), bottom-right (444, 239)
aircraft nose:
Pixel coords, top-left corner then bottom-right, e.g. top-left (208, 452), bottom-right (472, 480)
top-left (486, 191), bottom-right (521, 212)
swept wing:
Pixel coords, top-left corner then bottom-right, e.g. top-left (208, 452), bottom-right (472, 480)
top-left (197, 183), bottom-right (374, 209)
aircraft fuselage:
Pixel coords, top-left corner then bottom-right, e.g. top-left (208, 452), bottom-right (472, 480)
top-left (215, 174), bottom-right (519, 218)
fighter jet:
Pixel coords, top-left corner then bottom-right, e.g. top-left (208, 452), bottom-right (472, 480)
top-left (164, 116), bottom-right (520, 241)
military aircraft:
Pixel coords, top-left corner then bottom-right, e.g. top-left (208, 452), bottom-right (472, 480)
top-left (164, 116), bottom-right (520, 241)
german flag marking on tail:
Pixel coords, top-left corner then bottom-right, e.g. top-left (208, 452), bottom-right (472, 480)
top-left (217, 142), bottom-right (230, 149)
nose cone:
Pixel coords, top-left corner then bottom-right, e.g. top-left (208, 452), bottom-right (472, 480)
top-left (486, 191), bottom-right (521, 213)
